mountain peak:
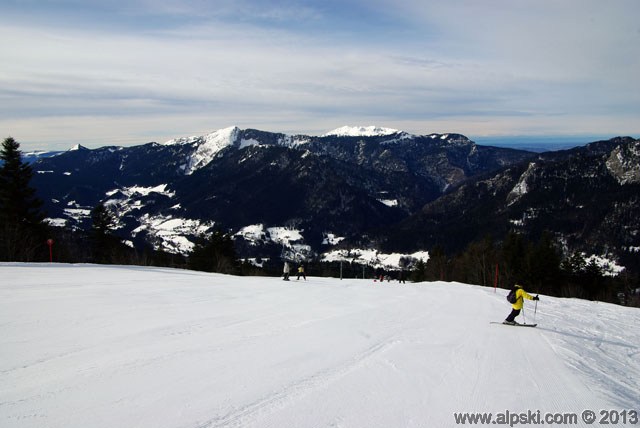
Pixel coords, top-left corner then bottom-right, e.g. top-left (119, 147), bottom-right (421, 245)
top-left (322, 126), bottom-right (403, 137)
top-left (163, 126), bottom-right (241, 147)
top-left (183, 126), bottom-right (241, 175)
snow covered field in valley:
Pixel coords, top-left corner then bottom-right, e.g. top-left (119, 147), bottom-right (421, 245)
top-left (2, 264), bottom-right (639, 427)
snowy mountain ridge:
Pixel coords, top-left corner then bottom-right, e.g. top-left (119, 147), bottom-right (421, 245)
top-left (29, 127), bottom-right (638, 269)
top-left (145, 125), bottom-right (453, 176)
top-left (323, 125), bottom-right (406, 137)
top-left (163, 126), bottom-right (343, 175)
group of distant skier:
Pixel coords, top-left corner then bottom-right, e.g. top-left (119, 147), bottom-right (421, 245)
top-left (282, 261), bottom-right (305, 281)
top-left (282, 261), bottom-right (540, 325)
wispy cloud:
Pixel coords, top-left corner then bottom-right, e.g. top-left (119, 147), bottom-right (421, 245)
top-left (1, 0), bottom-right (639, 150)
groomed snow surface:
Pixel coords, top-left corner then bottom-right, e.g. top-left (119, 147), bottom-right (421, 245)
top-left (2, 264), bottom-right (639, 428)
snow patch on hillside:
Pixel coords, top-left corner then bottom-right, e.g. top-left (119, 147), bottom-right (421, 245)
top-left (322, 248), bottom-right (429, 270)
top-left (235, 225), bottom-right (312, 260)
top-left (163, 135), bottom-right (200, 146)
top-left (132, 214), bottom-right (214, 254)
top-left (235, 224), bottom-right (305, 247)
top-left (106, 184), bottom-right (175, 199)
top-left (583, 254), bottom-right (625, 276)
top-left (23, 150), bottom-right (64, 164)
top-left (235, 224), bottom-right (269, 243)
top-left (379, 134), bottom-right (414, 144)
top-left (507, 162), bottom-right (536, 205)
top-left (236, 225), bottom-right (431, 266)
top-left (239, 138), bottom-right (261, 149)
top-left (278, 135), bottom-right (311, 147)
top-left (322, 233), bottom-right (345, 246)
top-left (606, 142), bottom-right (640, 185)
top-left (267, 227), bottom-right (305, 245)
top-left (378, 199), bottom-right (398, 207)
top-left (102, 185), bottom-right (176, 227)
top-left (44, 218), bottom-right (67, 227)
top-left (63, 205), bottom-right (91, 222)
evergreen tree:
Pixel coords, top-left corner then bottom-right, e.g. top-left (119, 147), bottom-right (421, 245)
top-left (501, 232), bottom-right (526, 286)
top-left (189, 230), bottom-right (238, 274)
top-left (0, 137), bottom-right (46, 261)
top-left (410, 259), bottom-right (427, 282)
top-left (450, 236), bottom-right (497, 286)
top-left (526, 231), bottom-right (562, 295)
top-left (90, 203), bottom-right (119, 263)
top-left (91, 203), bottom-right (116, 236)
top-left (560, 252), bottom-right (588, 298)
top-left (560, 251), bottom-right (587, 276)
top-left (583, 258), bottom-right (607, 300)
top-left (425, 245), bottom-right (447, 281)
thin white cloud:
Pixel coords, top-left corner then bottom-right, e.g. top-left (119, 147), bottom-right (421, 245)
top-left (1, 0), bottom-right (638, 150)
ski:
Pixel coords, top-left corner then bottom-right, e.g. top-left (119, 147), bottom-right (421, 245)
top-left (490, 322), bottom-right (537, 327)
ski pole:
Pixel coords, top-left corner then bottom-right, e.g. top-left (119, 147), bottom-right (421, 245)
top-left (534, 298), bottom-right (538, 323)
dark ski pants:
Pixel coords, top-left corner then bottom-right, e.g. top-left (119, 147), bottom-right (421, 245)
top-left (505, 308), bottom-right (521, 322)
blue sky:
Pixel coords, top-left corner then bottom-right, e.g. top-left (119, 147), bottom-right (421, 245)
top-left (2, 0), bottom-right (639, 150)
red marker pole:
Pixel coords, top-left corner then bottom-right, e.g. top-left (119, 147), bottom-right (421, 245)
top-left (47, 239), bottom-right (54, 263)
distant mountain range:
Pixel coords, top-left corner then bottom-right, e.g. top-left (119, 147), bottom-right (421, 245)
top-left (472, 135), bottom-right (611, 153)
top-left (28, 127), bottom-right (639, 269)
top-left (384, 136), bottom-right (640, 270)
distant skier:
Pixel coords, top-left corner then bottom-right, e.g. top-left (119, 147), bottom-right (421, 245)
top-left (504, 284), bottom-right (539, 325)
top-left (297, 264), bottom-right (306, 281)
top-left (283, 261), bottom-right (290, 281)
top-left (398, 270), bottom-right (406, 284)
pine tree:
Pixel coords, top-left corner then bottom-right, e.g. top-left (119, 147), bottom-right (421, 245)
top-left (526, 232), bottom-right (561, 295)
top-left (501, 232), bottom-right (526, 286)
top-left (425, 245), bottom-right (448, 281)
top-left (91, 203), bottom-right (116, 237)
top-left (189, 231), bottom-right (238, 274)
top-left (410, 259), bottom-right (427, 282)
top-left (90, 203), bottom-right (119, 263)
top-left (0, 137), bottom-right (46, 261)
top-left (583, 259), bottom-right (607, 301)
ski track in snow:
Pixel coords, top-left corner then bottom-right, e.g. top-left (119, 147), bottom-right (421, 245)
top-left (192, 292), bottom-right (441, 428)
top-left (195, 339), bottom-right (401, 428)
top-left (1, 263), bottom-right (639, 428)
top-left (532, 299), bottom-right (640, 409)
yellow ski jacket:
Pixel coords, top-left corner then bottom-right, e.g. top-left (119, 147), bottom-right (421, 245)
top-left (512, 287), bottom-right (534, 310)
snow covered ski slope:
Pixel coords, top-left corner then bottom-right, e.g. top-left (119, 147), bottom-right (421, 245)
top-left (1, 264), bottom-right (639, 427)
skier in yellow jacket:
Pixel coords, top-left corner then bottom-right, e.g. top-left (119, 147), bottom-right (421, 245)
top-left (504, 284), bottom-right (539, 325)
top-left (297, 264), bottom-right (306, 281)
